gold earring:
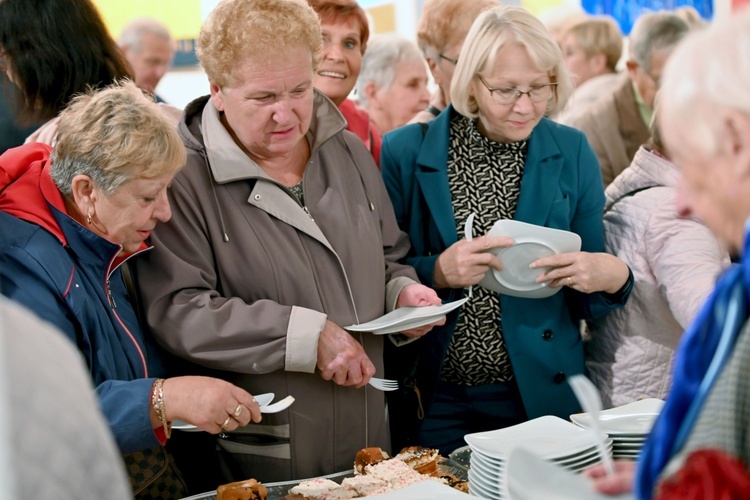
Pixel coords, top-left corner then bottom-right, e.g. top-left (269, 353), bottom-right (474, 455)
top-left (87, 212), bottom-right (93, 225)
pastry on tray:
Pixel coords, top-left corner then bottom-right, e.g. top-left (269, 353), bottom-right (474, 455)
top-left (216, 478), bottom-right (267, 500)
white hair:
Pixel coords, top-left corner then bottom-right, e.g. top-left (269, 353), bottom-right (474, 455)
top-left (659, 9), bottom-right (750, 156)
top-left (355, 34), bottom-right (425, 108)
top-left (118, 17), bottom-right (172, 53)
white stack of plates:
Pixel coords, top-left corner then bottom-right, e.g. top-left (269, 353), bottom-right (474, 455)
top-left (464, 416), bottom-right (613, 499)
top-left (570, 398), bottom-right (664, 460)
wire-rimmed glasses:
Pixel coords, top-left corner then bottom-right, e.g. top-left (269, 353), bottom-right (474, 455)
top-left (477, 75), bottom-right (557, 105)
top-left (439, 53), bottom-right (458, 65)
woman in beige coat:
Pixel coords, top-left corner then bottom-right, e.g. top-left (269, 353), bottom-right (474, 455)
top-left (136, 0), bottom-right (442, 485)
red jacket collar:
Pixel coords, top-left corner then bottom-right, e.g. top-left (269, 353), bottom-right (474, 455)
top-left (0, 143), bottom-right (147, 260)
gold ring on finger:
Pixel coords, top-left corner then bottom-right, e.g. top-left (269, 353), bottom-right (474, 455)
top-left (233, 404), bottom-right (243, 418)
top-left (221, 416), bottom-right (232, 429)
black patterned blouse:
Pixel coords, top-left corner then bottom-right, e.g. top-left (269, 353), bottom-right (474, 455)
top-left (440, 113), bottom-right (528, 386)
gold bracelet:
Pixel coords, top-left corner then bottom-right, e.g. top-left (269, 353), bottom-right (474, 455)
top-left (151, 378), bottom-right (172, 439)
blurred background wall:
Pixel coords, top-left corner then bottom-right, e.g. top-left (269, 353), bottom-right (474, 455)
top-left (92, 0), bottom-right (734, 108)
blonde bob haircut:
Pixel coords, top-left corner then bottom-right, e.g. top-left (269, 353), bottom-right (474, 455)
top-left (451, 5), bottom-right (574, 118)
top-left (51, 80), bottom-right (185, 198)
top-left (197, 0), bottom-right (322, 89)
top-left (562, 16), bottom-right (623, 73)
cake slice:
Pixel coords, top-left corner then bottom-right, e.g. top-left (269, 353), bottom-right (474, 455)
top-left (354, 447), bottom-right (390, 475)
top-left (393, 446), bottom-right (441, 475)
top-left (341, 474), bottom-right (391, 496)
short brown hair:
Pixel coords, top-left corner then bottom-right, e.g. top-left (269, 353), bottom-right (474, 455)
top-left (197, 0), bottom-right (322, 88)
top-left (51, 81), bottom-right (185, 197)
top-left (417, 0), bottom-right (500, 59)
top-left (307, 0), bottom-right (370, 54)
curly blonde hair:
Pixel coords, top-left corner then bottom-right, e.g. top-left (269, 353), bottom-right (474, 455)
top-left (51, 80), bottom-right (185, 197)
top-left (197, 0), bottom-right (322, 88)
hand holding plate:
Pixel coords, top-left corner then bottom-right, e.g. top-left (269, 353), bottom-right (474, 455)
top-left (395, 284), bottom-right (445, 338)
top-left (531, 251), bottom-right (629, 294)
top-left (434, 235), bottom-right (513, 289)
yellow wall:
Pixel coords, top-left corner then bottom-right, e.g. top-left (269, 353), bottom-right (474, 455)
top-left (92, 0), bottom-right (202, 39)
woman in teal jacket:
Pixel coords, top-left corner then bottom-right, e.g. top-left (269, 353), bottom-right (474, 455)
top-left (381, 5), bottom-right (633, 454)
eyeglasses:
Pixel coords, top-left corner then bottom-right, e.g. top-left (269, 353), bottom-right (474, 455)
top-left (439, 53), bottom-right (458, 65)
top-left (478, 76), bottom-right (557, 105)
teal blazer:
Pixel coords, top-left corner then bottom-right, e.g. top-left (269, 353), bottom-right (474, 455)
top-left (381, 107), bottom-right (630, 440)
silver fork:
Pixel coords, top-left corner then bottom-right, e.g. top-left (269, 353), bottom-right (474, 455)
top-left (568, 375), bottom-right (615, 476)
top-left (369, 377), bottom-right (398, 391)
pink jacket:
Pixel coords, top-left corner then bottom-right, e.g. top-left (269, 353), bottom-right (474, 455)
top-left (587, 146), bottom-right (730, 408)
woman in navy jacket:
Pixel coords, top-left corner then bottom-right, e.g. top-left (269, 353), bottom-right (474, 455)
top-left (0, 82), bottom-right (261, 497)
top-left (381, 6), bottom-right (633, 454)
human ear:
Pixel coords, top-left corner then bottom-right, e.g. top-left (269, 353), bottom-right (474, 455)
top-left (364, 81), bottom-right (381, 109)
top-left (69, 174), bottom-right (96, 215)
top-left (209, 82), bottom-right (225, 111)
top-left (723, 110), bottom-right (750, 180)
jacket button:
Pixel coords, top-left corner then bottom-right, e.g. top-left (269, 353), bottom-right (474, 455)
top-left (254, 194), bottom-right (261, 201)
top-left (542, 329), bottom-right (553, 340)
top-left (553, 372), bottom-right (566, 384)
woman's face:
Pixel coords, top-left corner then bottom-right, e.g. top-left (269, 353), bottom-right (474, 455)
top-left (314, 16), bottom-right (363, 106)
top-left (473, 43), bottom-right (551, 144)
top-left (210, 47), bottom-right (315, 163)
top-left (369, 58), bottom-right (430, 133)
top-left (89, 172), bottom-right (175, 253)
top-left (560, 33), bottom-right (597, 86)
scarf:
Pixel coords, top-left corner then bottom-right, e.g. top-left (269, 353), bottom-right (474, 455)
top-left (635, 222), bottom-right (750, 498)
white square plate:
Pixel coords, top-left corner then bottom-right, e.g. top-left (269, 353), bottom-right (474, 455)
top-left (478, 220), bottom-right (581, 299)
top-left (570, 398), bottom-right (664, 435)
top-left (464, 415), bottom-right (602, 460)
top-left (345, 298), bottom-right (468, 335)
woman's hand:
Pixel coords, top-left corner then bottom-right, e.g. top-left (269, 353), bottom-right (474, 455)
top-left (317, 320), bottom-right (376, 388)
top-left (531, 252), bottom-right (629, 294)
top-left (582, 460), bottom-right (636, 495)
top-left (161, 376), bottom-right (262, 434)
top-left (434, 235), bottom-right (513, 289)
top-left (395, 283), bottom-right (445, 338)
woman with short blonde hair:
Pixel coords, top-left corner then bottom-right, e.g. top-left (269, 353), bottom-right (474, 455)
top-left (382, 5), bottom-right (632, 454)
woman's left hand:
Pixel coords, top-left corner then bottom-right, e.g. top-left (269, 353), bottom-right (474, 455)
top-left (530, 252), bottom-right (629, 294)
top-left (395, 284), bottom-right (445, 338)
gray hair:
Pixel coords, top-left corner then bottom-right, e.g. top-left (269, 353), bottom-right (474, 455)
top-left (50, 80), bottom-right (185, 197)
top-left (356, 35), bottom-right (425, 108)
top-left (118, 17), bottom-right (172, 53)
top-left (628, 12), bottom-right (689, 72)
top-left (659, 9), bottom-right (750, 156)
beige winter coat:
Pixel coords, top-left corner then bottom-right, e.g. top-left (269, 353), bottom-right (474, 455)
top-left (136, 92), bottom-right (418, 481)
top-left (566, 74), bottom-right (650, 187)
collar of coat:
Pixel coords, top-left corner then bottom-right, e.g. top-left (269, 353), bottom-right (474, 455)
top-left (201, 90), bottom-right (347, 185)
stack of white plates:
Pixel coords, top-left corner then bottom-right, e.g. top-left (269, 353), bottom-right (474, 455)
top-left (464, 416), bottom-right (613, 499)
top-left (570, 398), bottom-right (664, 460)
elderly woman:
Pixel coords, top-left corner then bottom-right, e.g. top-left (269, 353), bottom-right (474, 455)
top-left (410, 0), bottom-right (500, 124)
top-left (381, 5), bottom-right (633, 454)
top-left (136, 0), bottom-right (441, 483)
top-left (307, 0), bottom-right (381, 165)
top-left (587, 10), bottom-right (750, 498)
top-left (0, 81), bottom-right (262, 498)
top-left (586, 102), bottom-right (729, 409)
top-left (555, 16), bottom-right (623, 125)
top-left (356, 34), bottom-right (430, 134)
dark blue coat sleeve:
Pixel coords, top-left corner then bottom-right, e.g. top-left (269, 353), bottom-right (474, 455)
top-left (0, 243), bottom-right (160, 453)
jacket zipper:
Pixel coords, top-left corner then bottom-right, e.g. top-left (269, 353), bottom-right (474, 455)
top-left (106, 248), bottom-right (150, 378)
